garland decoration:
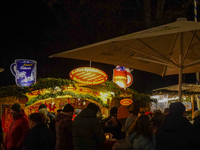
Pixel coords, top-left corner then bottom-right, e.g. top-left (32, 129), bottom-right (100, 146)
top-left (0, 78), bottom-right (154, 108)
top-left (25, 91), bottom-right (109, 108)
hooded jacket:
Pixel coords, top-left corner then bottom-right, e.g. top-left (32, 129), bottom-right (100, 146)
top-left (73, 108), bottom-right (105, 150)
top-left (157, 114), bottom-right (199, 150)
top-left (55, 112), bottom-right (73, 150)
top-left (4, 109), bottom-right (29, 150)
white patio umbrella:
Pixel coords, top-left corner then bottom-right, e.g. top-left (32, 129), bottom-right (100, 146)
top-left (50, 18), bottom-right (200, 101)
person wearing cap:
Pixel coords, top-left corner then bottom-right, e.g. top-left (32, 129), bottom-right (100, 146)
top-left (4, 103), bottom-right (29, 150)
top-left (55, 104), bottom-right (74, 150)
top-left (157, 102), bottom-right (199, 150)
top-left (23, 113), bottom-right (55, 150)
top-left (73, 102), bottom-right (105, 150)
top-left (38, 104), bottom-right (55, 120)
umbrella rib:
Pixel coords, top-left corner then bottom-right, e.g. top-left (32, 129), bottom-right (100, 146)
top-left (131, 56), bottom-right (176, 67)
top-left (162, 33), bottom-right (179, 76)
top-left (181, 30), bottom-right (196, 65)
top-left (136, 38), bottom-right (177, 66)
top-left (114, 42), bottom-right (176, 66)
top-left (184, 59), bottom-right (200, 68)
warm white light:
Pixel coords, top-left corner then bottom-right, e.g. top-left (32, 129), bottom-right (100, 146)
top-left (115, 81), bottom-right (126, 88)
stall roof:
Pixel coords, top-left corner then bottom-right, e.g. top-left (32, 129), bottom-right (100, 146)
top-left (153, 83), bottom-right (200, 93)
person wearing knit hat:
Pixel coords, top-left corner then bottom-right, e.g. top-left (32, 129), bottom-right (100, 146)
top-left (87, 102), bottom-right (100, 114)
top-left (4, 103), bottom-right (29, 150)
top-left (54, 103), bottom-right (74, 150)
top-left (11, 103), bottom-right (21, 113)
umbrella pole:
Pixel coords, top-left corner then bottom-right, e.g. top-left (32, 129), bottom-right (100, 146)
top-left (178, 68), bottom-right (182, 102)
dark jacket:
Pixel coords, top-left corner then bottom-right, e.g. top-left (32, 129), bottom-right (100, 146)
top-left (157, 114), bottom-right (199, 150)
top-left (55, 112), bottom-right (73, 150)
top-left (4, 110), bottom-right (29, 150)
top-left (73, 108), bottom-right (105, 150)
top-left (23, 123), bottom-right (55, 150)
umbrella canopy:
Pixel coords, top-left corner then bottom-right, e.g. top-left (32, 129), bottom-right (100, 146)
top-left (50, 18), bottom-right (200, 101)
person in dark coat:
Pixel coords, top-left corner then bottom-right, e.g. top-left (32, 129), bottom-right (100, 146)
top-left (157, 102), bottom-right (199, 150)
top-left (49, 109), bottom-right (62, 132)
top-left (23, 113), bottom-right (55, 150)
top-left (73, 102), bottom-right (105, 150)
top-left (55, 104), bottom-right (74, 150)
top-left (4, 103), bottom-right (29, 150)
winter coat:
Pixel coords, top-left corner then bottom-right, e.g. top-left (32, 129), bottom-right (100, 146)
top-left (112, 114), bottom-right (137, 150)
top-left (55, 112), bottom-right (73, 150)
top-left (23, 123), bottom-right (55, 150)
top-left (4, 109), bottom-right (29, 150)
top-left (124, 114), bottom-right (137, 135)
top-left (128, 132), bottom-right (156, 150)
top-left (73, 108), bottom-right (105, 150)
top-left (157, 114), bottom-right (199, 150)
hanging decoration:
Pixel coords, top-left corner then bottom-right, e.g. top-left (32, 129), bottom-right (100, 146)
top-left (69, 67), bottom-right (108, 85)
top-left (113, 66), bottom-right (133, 89)
top-left (10, 59), bottom-right (37, 87)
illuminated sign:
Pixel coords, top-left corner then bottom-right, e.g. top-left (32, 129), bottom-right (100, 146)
top-left (10, 59), bottom-right (37, 87)
top-left (69, 67), bottom-right (108, 85)
top-left (113, 66), bottom-right (133, 88)
top-left (120, 98), bottom-right (133, 106)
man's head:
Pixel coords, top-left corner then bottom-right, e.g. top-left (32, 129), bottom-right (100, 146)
top-left (63, 104), bottom-right (74, 118)
top-left (38, 104), bottom-right (47, 110)
top-left (169, 102), bottom-right (186, 116)
top-left (87, 103), bottom-right (100, 114)
top-left (29, 113), bottom-right (45, 129)
top-left (57, 109), bottom-right (62, 115)
top-left (11, 103), bottom-right (21, 116)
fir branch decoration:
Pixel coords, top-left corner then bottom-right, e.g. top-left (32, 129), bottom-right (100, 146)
top-left (104, 80), bottom-right (121, 97)
top-left (0, 85), bottom-right (30, 99)
top-left (126, 88), bottom-right (157, 104)
top-left (25, 91), bottom-right (109, 108)
top-left (31, 78), bottom-right (76, 90)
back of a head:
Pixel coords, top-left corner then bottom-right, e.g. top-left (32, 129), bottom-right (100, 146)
top-left (117, 106), bottom-right (130, 120)
top-left (152, 111), bottom-right (164, 127)
top-left (169, 102), bottom-right (185, 115)
top-left (129, 115), bottom-right (150, 136)
top-left (110, 106), bottom-right (118, 116)
top-left (164, 108), bottom-right (169, 115)
top-left (29, 113), bottom-right (45, 123)
top-left (63, 104), bottom-right (74, 112)
top-left (11, 103), bottom-right (21, 113)
top-left (87, 103), bottom-right (100, 114)
top-left (38, 104), bottom-right (47, 110)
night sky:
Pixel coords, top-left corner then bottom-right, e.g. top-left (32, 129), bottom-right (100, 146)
top-left (0, 0), bottom-right (197, 93)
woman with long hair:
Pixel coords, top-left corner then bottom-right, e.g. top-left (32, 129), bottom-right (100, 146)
top-left (128, 115), bottom-right (156, 150)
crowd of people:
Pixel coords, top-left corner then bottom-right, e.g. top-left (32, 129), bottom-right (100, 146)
top-left (1, 101), bottom-right (200, 150)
